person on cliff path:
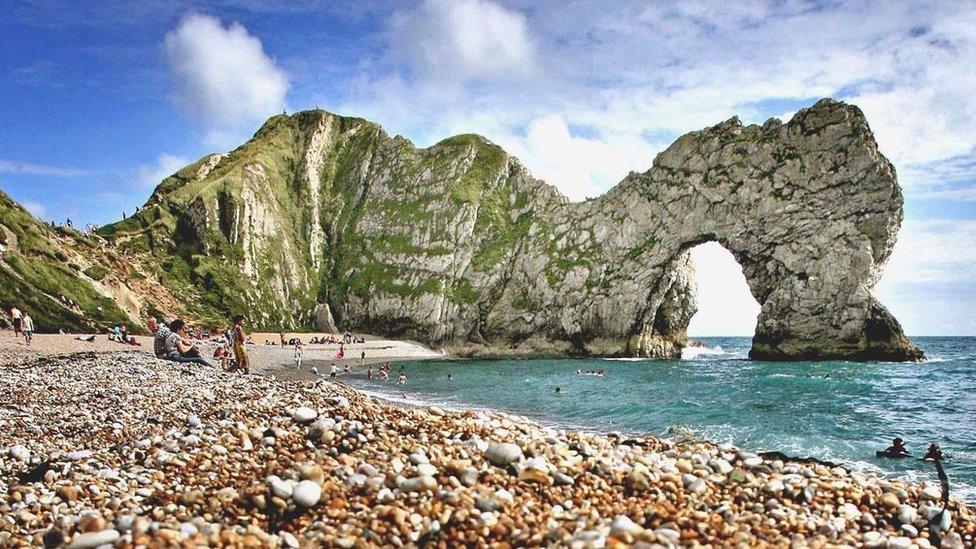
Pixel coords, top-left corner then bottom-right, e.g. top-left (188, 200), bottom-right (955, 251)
top-left (232, 315), bottom-right (250, 374)
top-left (21, 310), bottom-right (33, 346)
top-left (10, 306), bottom-right (22, 336)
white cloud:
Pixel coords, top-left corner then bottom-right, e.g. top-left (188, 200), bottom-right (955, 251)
top-left (877, 219), bottom-right (976, 285)
top-left (498, 115), bottom-right (657, 200)
top-left (686, 242), bottom-right (760, 336)
top-left (389, 0), bottom-right (535, 82)
top-left (0, 158), bottom-right (85, 177)
top-left (164, 13), bottom-right (289, 148)
top-left (21, 200), bottom-right (47, 219)
top-left (136, 153), bottom-right (190, 188)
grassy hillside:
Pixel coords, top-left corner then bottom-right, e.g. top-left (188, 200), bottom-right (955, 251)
top-left (0, 191), bottom-right (132, 332)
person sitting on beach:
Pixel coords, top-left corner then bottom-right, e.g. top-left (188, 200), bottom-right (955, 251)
top-left (163, 319), bottom-right (211, 366)
top-left (152, 318), bottom-right (172, 359)
top-left (343, 363), bottom-right (351, 373)
top-left (882, 438), bottom-right (911, 457)
top-left (231, 315), bottom-right (250, 374)
top-left (922, 443), bottom-right (945, 461)
top-left (75, 334), bottom-right (96, 342)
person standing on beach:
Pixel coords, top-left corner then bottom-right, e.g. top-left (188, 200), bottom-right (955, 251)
top-left (21, 310), bottom-right (33, 346)
top-left (293, 342), bottom-right (303, 368)
top-left (232, 315), bottom-right (250, 374)
top-left (337, 344), bottom-right (344, 360)
top-left (330, 363), bottom-right (338, 379)
top-left (10, 306), bottom-right (23, 336)
top-left (360, 350), bottom-right (365, 366)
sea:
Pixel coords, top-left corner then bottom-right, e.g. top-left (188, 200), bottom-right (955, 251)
top-left (344, 336), bottom-right (976, 504)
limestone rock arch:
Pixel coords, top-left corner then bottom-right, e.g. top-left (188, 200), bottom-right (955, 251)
top-left (516, 98), bottom-right (922, 361)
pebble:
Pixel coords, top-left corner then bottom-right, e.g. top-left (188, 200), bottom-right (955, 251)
top-left (281, 531), bottom-right (299, 548)
top-left (8, 445), bottom-right (30, 461)
top-left (399, 475), bottom-right (437, 493)
top-left (66, 529), bottom-right (120, 548)
top-left (292, 480), bottom-right (322, 507)
top-left (64, 450), bottom-right (92, 461)
top-left (485, 443), bottom-right (522, 466)
top-left (291, 406), bottom-right (318, 423)
top-left (609, 515), bottom-right (643, 537)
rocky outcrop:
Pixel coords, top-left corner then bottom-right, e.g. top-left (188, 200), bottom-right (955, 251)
top-left (95, 98), bottom-right (920, 361)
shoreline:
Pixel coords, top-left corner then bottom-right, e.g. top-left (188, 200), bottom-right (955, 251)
top-left (2, 349), bottom-right (973, 546)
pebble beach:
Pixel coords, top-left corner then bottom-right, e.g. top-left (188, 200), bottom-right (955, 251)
top-left (1, 347), bottom-right (974, 548)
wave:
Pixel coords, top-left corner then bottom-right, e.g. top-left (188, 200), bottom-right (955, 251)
top-left (682, 344), bottom-right (727, 360)
top-left (603, 357), bottom-right (651, 362)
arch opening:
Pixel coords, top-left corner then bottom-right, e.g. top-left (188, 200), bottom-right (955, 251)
top-left (686, 241), bottom-right (760, 338)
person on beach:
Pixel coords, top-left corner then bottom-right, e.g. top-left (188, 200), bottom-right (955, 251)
top-left (232, 315), bottom-right (250, 374)
top-left (163, 319), bottom-right (211, 366)
top-left (343, 363), bottom-right (351, 374)
top-left (21, 310), bottom-right (34, 346)
top-left (337, 344), bottom-right (344, 360)
top-left (367, 365), bottom-right (373, 379)
top-left (923, 443), bottom-right (945, 461)
top-left (152, 318), bottom-right (172, 359)
top-left (330, 363), bottom-right (338, 379)
top-left (882, 438), bottom-right (911, 457)
top-left (397, 371), bottom-right (406, 384)
top-left (361, 350), bottom-right (365, 366)
top-left (293, 342), bottom-right (303, 368)
top-left (10, 306), bottom-right (22, 336)
top-left (279, 331), bottom-right (286, 346)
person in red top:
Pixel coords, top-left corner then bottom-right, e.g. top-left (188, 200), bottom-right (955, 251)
top-left (336, 344), bottom-right (344, 360)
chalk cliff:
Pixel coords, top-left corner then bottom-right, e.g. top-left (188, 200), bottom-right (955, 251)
top-left (1, 99), bottom-right (922, 360)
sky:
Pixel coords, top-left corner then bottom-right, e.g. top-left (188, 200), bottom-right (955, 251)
top-left (1, 0), bottom-right (974, 336)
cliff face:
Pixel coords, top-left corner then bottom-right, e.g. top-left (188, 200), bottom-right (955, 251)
top-left (2, 98), bottom-right (922, 361)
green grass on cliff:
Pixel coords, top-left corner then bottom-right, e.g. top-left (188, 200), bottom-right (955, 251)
top-left (0, 191), bottom-right (132, 332)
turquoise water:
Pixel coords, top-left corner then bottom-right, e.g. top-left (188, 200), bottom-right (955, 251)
top-left (348, 337), bottom-right (976, 503)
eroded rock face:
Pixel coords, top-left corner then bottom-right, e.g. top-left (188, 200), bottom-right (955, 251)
top-left (104, 98), bottom-right (922, 361)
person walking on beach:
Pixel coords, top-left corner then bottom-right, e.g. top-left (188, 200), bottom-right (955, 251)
top-left (21, 310), bottom-right (34, 346)
top-left (232, 315), bottom-right (250, 374)
top-left (10, 306), bottom-right (23, 336)
top-left (293, 342), bottom-right (303, 368)
top-left (330, 363), bottom-right (338, 379)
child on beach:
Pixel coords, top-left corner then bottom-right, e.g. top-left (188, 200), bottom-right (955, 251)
top-left (330, 363), bottom-right (338, 378)
top-left (232, 315), bottom-right (250, 374)
top-left (21, 310), bottom-right (33, 346)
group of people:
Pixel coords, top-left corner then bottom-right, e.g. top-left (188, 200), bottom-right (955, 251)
top-left (878, 438), bottom-right (947, 461)
top-left (7, 306), bottom-right (34, 346)
top-left (363, 362), bottom-right (408, 384)
top-left (108, 324), bottom-right (140, 346)
top-left (151, 315), bottom-right (250, 374)
top-left (577, 369), bottom-right (605, 377)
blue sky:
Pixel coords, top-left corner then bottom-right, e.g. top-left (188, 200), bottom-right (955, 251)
top-left (1, 0), bottom-right (974, 335)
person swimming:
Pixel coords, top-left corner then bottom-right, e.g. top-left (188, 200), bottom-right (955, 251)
top-left (554, 387), bottom-right (561, 394)
top-left (878, 437), bottom-right (911, 458)
top-left (922, 443), bottom-right (945, 461)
